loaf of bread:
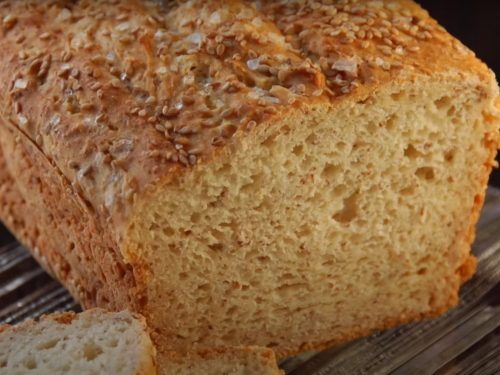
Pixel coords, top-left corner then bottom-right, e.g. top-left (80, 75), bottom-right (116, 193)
top-left (0, 0), bottom-right (499, 364)
top-left (0, 309), bottom-right (156, 375)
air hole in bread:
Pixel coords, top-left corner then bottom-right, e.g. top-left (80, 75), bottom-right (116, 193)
top-left (321, 163), bottom-right (341, 180)
top-left (22, 357), bottom-right (37, 370)
top-left (335, 141), bottom-right (348, 152)
top-left (208, 243), bottom-right (223, 251)
top-left (381, 114), bottom-right (397, 130)
top-left (162, 227), bottom-right (175, 237)
top-left (190, 212), bottom-right (201, 223)
top-left (305, 132), bottom-right (318, 145)
top-left (417, 268), bottom-right (428, 275)
top-left (292, 144), bottom-right (304, 157)
top-left (333, 192), bottom-right (359, 224)
top-left (332, 183), bottom-right (347, 198)
top-left (415, 167), bottom-right (435, 181)
top-left (444, 150), bottom-right (455, 163)
top-left (36, 338), bottom-right (60, 350)
top-left (434, 96), bottom-right (452, 110)
top-left (404, 144), bottom-right (424, 159)
top-left (390, 91), bottom-right (406, 101)
top-left (197, 283), bottom-right (210, 291)
top-left (262, 133), bottom-right (278, 148)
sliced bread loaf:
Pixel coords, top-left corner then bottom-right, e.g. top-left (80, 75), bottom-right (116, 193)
top-left (0, 0), bottom-right (498, 360)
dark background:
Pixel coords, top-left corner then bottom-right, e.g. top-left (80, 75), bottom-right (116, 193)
top-left (418, 0), bottom-right (500, 188)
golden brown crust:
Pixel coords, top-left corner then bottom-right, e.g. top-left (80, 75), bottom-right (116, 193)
top-left (458, 112), bottom-right (500, 283)
top-left (0, 121), bottom-right (142, 310)
top-left (257, 0), bottom-right (492, 86)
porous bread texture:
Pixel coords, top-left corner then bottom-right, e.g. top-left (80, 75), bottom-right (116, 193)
top-left (0, 309), bottom-right (156, 375)
top-left (161, 347), bottom-right (283, 375)
top-left (128, 74), bottom-right (499, 357)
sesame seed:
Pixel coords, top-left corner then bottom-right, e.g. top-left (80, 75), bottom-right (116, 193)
top-left (295, 84), bottom-right (306, 95)
top-left (138, 109), bottom-right (147, 117)
top-left (216, 44), bottom-right (226, 56)
top-left (178, 124), bottom-right (200, 135)
top-left (89, 82), bottom-right (102, 91)
top-left (39, 32), bottom-right (51, 40)
top-left (3, 14), bottom-right (17, 30)
top-left (212, 136), bottom-right (224, 146)
top-left (378, 45), bottom-right (392, 56)
top-left (175, 136), bottom-right (190, 145)
top-left (116, 13), bottom-right (128, 21)
top-left (395, 46), bottom-right (405, 55)
top-left (17, 115), bottom-right (28, 126)
top-left (145, 96), bottom-right (156, 105)
top-left (96, 113), bottom-right (107, 123)
top-left (14, 78), bottom-right (28, 90)
top-left (383, 37), bottom-right (393, 46)
top-left (188, 147), bottom-right (203, 155)
top-left (68, 161), bottom-right (79, 169)
top-left (179, 154), bottom-right (189, 166)
top-left (220, 108), bottom-right (235, 118)
top-left (247, 58), bottom-right (260, 71)
top-left (81, 102), bottom-right (94, 111)
top-left (312, 89), bottom-right (323, 97)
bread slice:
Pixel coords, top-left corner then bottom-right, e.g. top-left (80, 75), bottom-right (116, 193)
top-left (0, 309), bottom-right (156, 375)
top-left (161, 347), bottom-right (283, 375)
top-left (0, 0), bottom-right (499, 361)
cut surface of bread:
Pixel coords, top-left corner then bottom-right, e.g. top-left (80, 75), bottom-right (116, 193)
top-left (0, 309), bottom-right (156, 375)
top-left (0, 0), bottom-right (499, 361)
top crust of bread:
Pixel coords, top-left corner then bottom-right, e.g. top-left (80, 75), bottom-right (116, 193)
top-left (0, 0), bottom-right (496, 227)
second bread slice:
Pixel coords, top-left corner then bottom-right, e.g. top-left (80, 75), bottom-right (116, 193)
top-left (0, 309), bottom-right (156, 375)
